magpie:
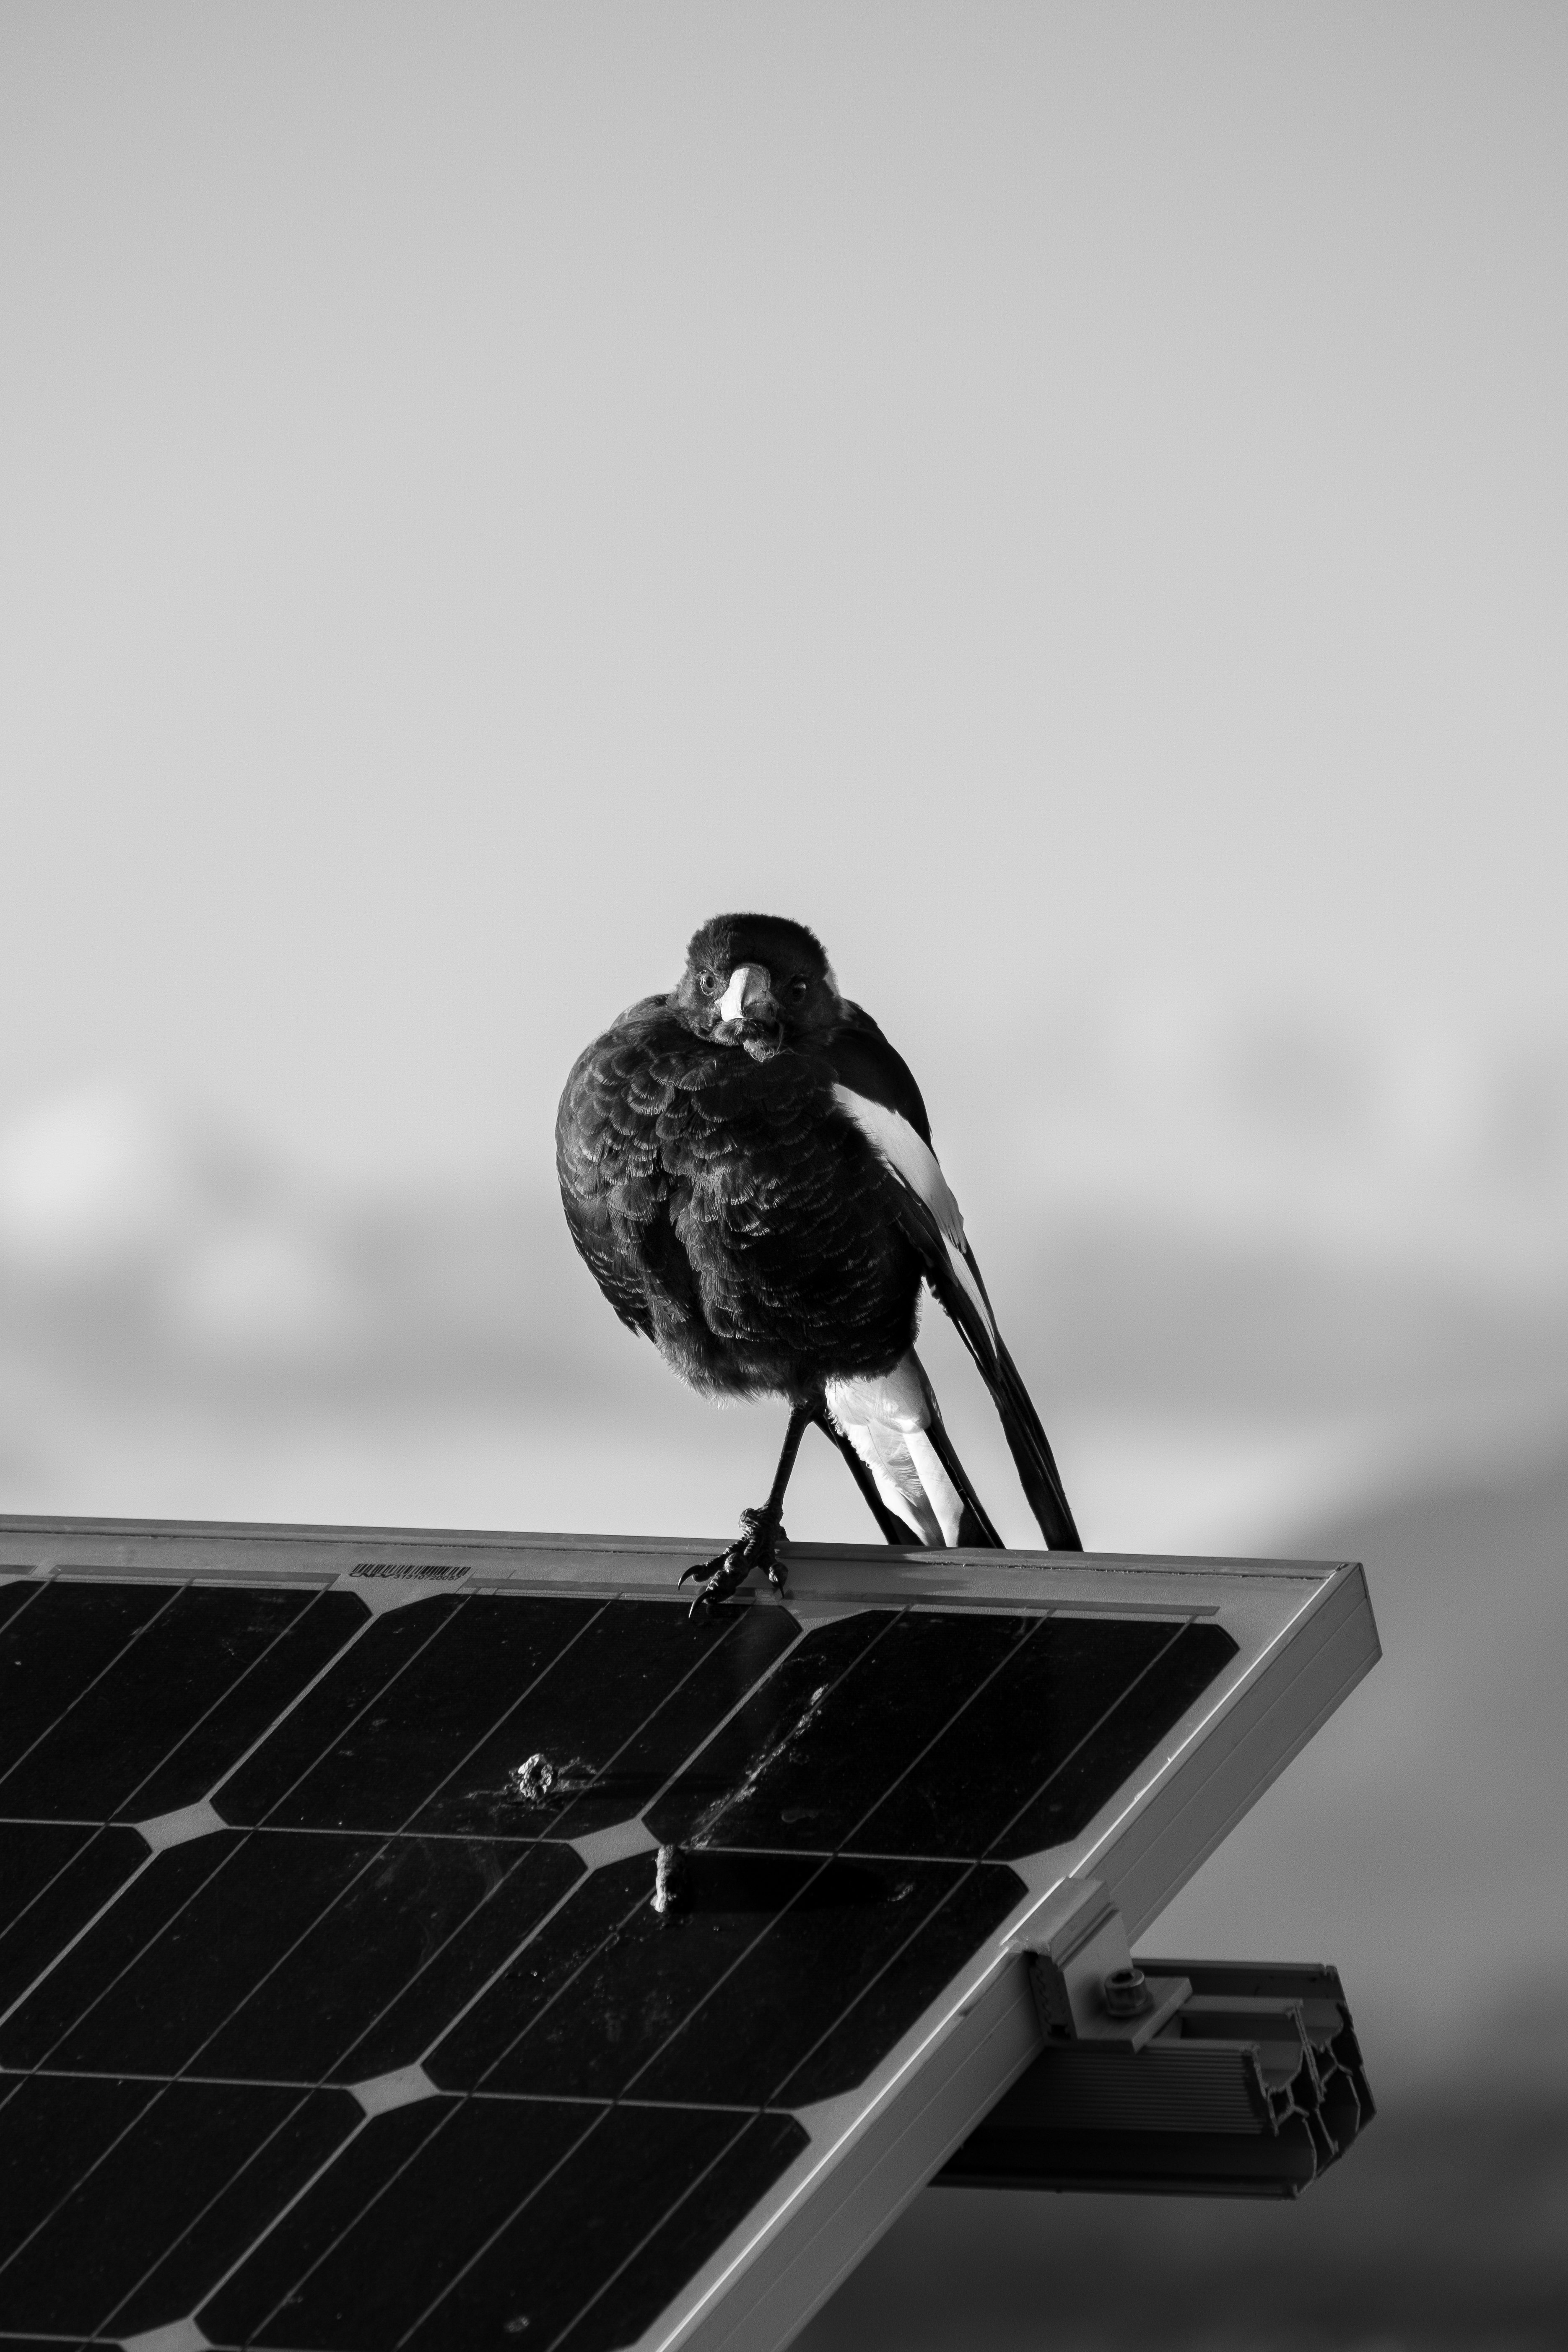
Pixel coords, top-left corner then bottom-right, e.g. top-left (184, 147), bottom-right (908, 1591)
top-left (556, 913), bottom-right (1081, 1609)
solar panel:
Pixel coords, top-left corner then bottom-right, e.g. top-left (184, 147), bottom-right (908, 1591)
top-left (0, 1516), bottom-right (1378, 2352)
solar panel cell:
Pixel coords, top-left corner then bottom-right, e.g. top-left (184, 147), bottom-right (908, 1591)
top-left (328, 1843), bottom-right (584, 2087)
top-left (765, 1863), bottom-right (1030, 2108)
top-left (1, 1586), bottom-right (364, 1823)
top-left (200, 2098), bottom-right (810, 2352)
top-left (122, 1588), bottom-right (369, 1822)
top-left (0, 1581), bottom-right (177, 1788)
top-left (0, 2079), bottom-right (358, 2339)
top-left (0, 1833), bottom-right (586, 2088)
top-left (217, 1596), bottom-right (597, 1833)
top-left (429, 1848), bottom-right (1025, 2111)
top-left (196, 2094), bottom-right (589, 2351)
top-left (643, 1611), bottom-right (897, 1851)
top-left (654, 1613), bottom-right (1036, 1854)
top-left (0, 1834), bottom-right (237, 2072)
top-left (994, 1621), bottom-right (1241, 1859)
top-left (0, 1823), bottom-right (148, 2013)
top-left (852, 1613), bottom-right (1180, 1856)
top-left (0, 1574), bottom-right (43, 1631)
top-left (630, 1857), bottom-right (1026, 2110)
top-left (550, 1604), bottom-right (800, 1843)
top-left (406, 1599), bottom-right (797, 1840)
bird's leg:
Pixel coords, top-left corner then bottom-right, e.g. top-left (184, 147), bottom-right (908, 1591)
top-left (681, 1402), bottom-right (814, 1614)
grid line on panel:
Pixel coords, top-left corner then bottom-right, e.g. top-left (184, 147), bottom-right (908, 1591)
top-left (376, 1627), bottom-right (794, 2082)
top-left (611, 1612), bottom-right (812, 1830)
top-left (235, 1591), bottom-right (475, 1827)
top-left (117, 2087), bottom-right (376, 2348)
top-left (0, 1576), bottom-right (49, 1632)
top-left (0, 1569), bottom-right (1249, 2352)
top-left (141, 1595), bottom-right (377, 1817)
top-left (543, 1599), bottom-right (782, 1839)
top-left (158, 1602), bottom-right (845, 2343)
top-left (89, 2075), bottom-right (356, 2339)
top-left (0, 1830), bottom-right (131, 1992)
top-left (0, 1595), bottom-right (546, 2297)
top-left (0, 1849), bottom-right (269, 2286)
top-left (44, 1827), bottom-right (576, 2343)
top-left (5, 1820), bottom-right (556, 2289)
top-left (439, 1611), bottom-right (911, 2103)
top-left (455, 1875), bottom-right (659, 2097)
top-left (67, 1595), bottom-right (801, 2342)
top-left (0, 1593), bottom-right (726, 2334)
top-left (0, 1583), bottom-right (186, 1801)
top-left (109, 1584), bottom-right (358, 1826)
top-left (239, 2096), bottom-right (611, 2352)
top-left (357, 1593), bottom-right (616, 1833)
top-left (824, 1609), bottom-right (1051, 1853)
top-left (746, 1617), bottom-right (1201, 2114)
top-left (548, 2119), bottom-right (773, 2352)
top-left (980, 1615), bottom-right (1211, 1861)
top-left (667, 1605), bottom-right (910, 1850)
top-left (0, 1832), bottom-right (253, 2083)
top-left (0, 1840), bottom-right (166, 2045)
top-left (408, 2104), bottom-right (762, 2352)
top-left (411, 1606), bottom-right (1061, 2124)
top-left (583, 1608), bottom-right (1023, 2113)
top-left (316, 1839), bottom-right (570, 2087)
top-left (657, 1615), bottom-right (1200, 2116)
top-left (117, 1591), bottom-right (753, 2092)
top-left (8, 2068), bottom-right (796, 2118)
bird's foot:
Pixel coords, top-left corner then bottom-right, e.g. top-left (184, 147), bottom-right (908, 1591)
top-left (680, 1506), bottom-right (788, 1615)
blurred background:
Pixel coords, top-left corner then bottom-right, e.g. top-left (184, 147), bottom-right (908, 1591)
top-left (2, 4), bottom-right (1564, 2342)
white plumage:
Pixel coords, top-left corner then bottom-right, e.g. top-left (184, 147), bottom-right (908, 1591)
top-left (824, 1352), bottom-right (966, 1547)
top-left (830, 1084), bottom-right (997, 1344)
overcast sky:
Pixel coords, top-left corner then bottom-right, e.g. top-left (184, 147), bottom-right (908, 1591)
top-left (3, 3), bottom-right (1563, 1193)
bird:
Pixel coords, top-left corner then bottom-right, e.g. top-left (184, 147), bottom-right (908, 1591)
top-left (555, 912), bottom-right (1081, 1610)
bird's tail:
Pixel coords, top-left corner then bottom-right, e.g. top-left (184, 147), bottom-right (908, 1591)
top-left (991, 1336), bottom-right (1082, 1551)
top-left (824, 1350), bottom-right (1001, 1547)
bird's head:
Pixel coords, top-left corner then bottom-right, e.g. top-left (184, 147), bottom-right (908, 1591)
top-left (675, 913), bottom-right (842, 1059)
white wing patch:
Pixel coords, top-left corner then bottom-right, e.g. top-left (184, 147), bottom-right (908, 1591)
top-left (831, 1084), bottom-right (997, 1346)
top-left (826, 1356), bottom-right (965, 1547)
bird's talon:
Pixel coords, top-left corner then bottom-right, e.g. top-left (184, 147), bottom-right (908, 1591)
top-left (680, 1509), bottom-right (784, 1613)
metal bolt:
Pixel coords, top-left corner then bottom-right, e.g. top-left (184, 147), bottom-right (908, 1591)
top-left (1102, 1965), bottom-right (1152, 2017)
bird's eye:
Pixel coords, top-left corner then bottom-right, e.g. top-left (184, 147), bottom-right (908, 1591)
top-left (787, 976), bottom-right (810, 1003)
top-left (698, 970), bottom-right (718, 997)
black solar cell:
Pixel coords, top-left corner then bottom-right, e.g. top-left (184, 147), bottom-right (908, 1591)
top-left (0, 1824), bottom-right (148, 2014)
top-left (0, 1524), bottom-right (1370, 2352)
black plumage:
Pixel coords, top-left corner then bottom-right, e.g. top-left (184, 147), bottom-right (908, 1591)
top-left (556, 913), bottom-right (1080, 1605)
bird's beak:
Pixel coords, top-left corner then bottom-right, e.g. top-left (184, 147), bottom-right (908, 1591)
top-left (717, 965), bottom-right (776, 1024)
top-left (714, 963), bottom-right (783, 1058)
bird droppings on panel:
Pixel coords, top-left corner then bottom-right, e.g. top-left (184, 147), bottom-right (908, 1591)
top-left (651, 1843), bottom-right (687, 1916)
top-left (505, 1751), bottom-right (594, 1807)
top-left (508, 1752), bottom-right (556, 1803)
top-left (690, 1682), bottom-right (831, 1850)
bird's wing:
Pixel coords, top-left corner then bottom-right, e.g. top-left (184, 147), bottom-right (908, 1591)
top-left (555, 1012), bottom-right (705, 1343)
top-left (823, 1014), bottom-right (1082, 1551)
